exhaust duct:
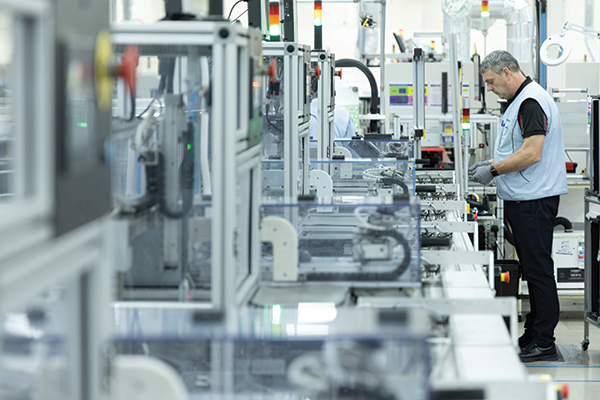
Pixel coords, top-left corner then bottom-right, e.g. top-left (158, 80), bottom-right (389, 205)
top-left (443, 0), bottom-right (533, 63)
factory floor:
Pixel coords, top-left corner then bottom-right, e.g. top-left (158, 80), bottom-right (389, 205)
top-left (519, 296), bottom-right (600, 400)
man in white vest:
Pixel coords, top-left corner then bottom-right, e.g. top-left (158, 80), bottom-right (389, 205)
top-left (469, 50), bottom-right (567, 362)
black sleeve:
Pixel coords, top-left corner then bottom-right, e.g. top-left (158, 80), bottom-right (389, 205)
top-left (517, 98), bottom-right (547, 138)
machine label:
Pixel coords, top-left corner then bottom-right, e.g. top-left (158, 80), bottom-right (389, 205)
top-left (557, 268), bottom-right (584, 282)
top-left (556, 240), bottom-right (575, 256)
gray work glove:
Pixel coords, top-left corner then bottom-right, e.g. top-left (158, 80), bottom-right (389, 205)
top-left (468, 160), bottom-right (492, 172)
top-left (469, 165), bottom-right (495, 185)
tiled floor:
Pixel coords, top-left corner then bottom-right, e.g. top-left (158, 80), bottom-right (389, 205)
top-left (520, 315), bottom-right (600, 399)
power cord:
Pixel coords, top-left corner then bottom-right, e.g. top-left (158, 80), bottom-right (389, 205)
top-left (231, 9), bottom-right (248, 22)
top-left (227, 0), bottom-right (247, 20)
top-left (126, 91), bottom-right (136, 121)
top-left (266, 113), bottom-right (283, 133)
top-left (136, 96), bottom-right (163, 119)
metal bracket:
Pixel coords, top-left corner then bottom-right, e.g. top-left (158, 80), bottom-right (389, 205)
top-left (309, 169), bottom-right (333, 198)
top-left (332, 147), bottom-right (353, 179)
top-left (260, 216), bottom-right (299, 281)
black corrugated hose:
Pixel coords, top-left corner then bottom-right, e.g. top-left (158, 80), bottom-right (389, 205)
top-left (335, 59), bottom-right (379, 133)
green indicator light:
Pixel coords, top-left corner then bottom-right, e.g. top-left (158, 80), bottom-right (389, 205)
top-left (77, 122), bottom-right (88, 128)
top-left (187, 143), bottom-right (192, 151)
top-left (272, 304), bottom-right (282, 325)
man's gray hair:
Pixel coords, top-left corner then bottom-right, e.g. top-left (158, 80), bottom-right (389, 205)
top-left (479, 50), bottom-right (521, 75)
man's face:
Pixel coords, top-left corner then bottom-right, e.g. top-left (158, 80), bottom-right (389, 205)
top-left (482, 69), bottom-right (509, 100)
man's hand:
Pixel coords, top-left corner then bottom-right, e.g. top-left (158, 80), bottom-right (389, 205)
top-left (469, 165), bottom-right (495, 185)
top-left (468, 160), bottom-right (492, 172)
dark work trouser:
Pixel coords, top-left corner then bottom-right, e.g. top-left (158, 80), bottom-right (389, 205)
top-left (504, 195), bottom-right (560, 348)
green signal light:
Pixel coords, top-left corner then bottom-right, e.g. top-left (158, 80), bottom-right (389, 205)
top-left (77, 122), bottom-right (88, 128)
top-left (187, 143), bottom-right (192, 150)
top-left (272, 304), bottom-right (282, 325)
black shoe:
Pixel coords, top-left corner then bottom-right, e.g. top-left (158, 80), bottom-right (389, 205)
top-left (519, 342), bottom-right (558, 363)
top-left (518, 334), bottom-right (533, 350)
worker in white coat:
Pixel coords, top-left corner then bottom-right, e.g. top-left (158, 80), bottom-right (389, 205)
top-left (308, 77), bottom-right (355, 140)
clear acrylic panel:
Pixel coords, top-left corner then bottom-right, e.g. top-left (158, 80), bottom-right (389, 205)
top-left (261, 55), bottom-right (305, 192)
top-left (333, 139), bottom-right (414, 160)
top-left (0, 11), bottom-right (14, 204)
top-left (310, 158), bottom-right (416, 199)
top-left (108, 37), bottom-right (258, 301)
top-left (262, 56), bottom-right (284, 160)
top-left (108, 40), bottom-right (215, 300)
top-left (263, 158), bottom-right (416, 203)
top-left (260, 200), bottom-right (421, 287)
top-left (235, 172), bottom-right (253, 288)
top-left (111, 306), bottom-right (430, 400)
top-left (109, 45), bottom-right (212, 202)
top-left (261, 159), bottom-right (286, 199)
top-left (261, 48), bottom-right (310, 202)
top-left (0, 285), bottom-right (73, 399)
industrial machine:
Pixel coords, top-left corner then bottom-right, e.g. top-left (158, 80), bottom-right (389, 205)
top-left (262, 41), bottom-right (312, 201)
top-left (311, 49), bottom-right (337, 161)
top-left (0, 0), bottom-right (573, 398)
top-left (309, 139), bottom-right (416, 199)
top-left (109, 21), bottom-right (264, 307)
top-left (583, 95), bottom-right (600, 351)
top-left (0, 0), bottom-right (117, 398)
top-left (260, 200), bottom-right (421, 287)
top-left (391, 113), bottom-right (500, 166)
top-left (102, 21), bottom-right (562, 400)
